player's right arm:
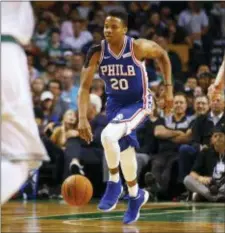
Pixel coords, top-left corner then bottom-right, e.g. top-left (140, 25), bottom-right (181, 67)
top-left (78, 45), bottom-right (101, 143)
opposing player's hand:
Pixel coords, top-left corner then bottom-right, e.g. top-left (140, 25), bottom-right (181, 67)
top-left (164, 85), bottom-right (174, 115)
top-left (208, 84), bottom-right (222, 100)
top-left (78, 118), bottom-right (93, 144)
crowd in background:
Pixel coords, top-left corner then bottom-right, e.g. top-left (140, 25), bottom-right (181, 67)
top-left (16, 1), bottom-right (225, 202)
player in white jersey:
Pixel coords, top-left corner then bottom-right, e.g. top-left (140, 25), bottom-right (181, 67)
top-left (1, 1), bottom-right (49, 205)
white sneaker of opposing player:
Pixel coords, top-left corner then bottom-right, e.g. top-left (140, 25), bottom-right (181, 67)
top-left (1, 160), bottom-right (29, 205)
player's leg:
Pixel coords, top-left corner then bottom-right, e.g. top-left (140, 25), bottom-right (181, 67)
top-left (98, 101), bottom-right (149, 213)
top-left (1, 160), bottom-right (29, 205)
top-left (1, 42), bottom-right (48, 205)
top-left (121, 143), bottom-right (149, 224)
top-left (117, 104), bottom-right (150, 224)
top-left (98, 122), bottom-right (127, 211)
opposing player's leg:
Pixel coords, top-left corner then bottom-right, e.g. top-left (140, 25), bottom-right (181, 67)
top-left (1, 42), bottom-right (49, 205)
top-left (1, 160), bottom-right (29, 205)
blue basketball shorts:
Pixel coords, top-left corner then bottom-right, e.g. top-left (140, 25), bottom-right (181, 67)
top-left (106, 95), bottom-right (153, 151)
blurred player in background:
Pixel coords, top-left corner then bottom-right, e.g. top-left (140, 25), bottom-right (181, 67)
top-left (78, 10), bottom-right (173, 224)
top-left (1, 1), bottom-right (49, 205)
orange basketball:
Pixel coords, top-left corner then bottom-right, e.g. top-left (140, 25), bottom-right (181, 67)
top-left (61, 175), bottom-right (93, 206)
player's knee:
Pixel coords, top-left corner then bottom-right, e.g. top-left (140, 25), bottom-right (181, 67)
top-left (101, 128), bottom-right (115, 146)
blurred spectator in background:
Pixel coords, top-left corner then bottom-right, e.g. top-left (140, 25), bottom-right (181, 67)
top-left (178, 95), bottom-right (210, 183)
top-left (31, 78), bottom-right (45, 107)
top-left (88, 9), bottom-right (106, 32)
top-left (40, 91), bottom-right (59, 125)
top-left (71, 52), bottom-right (84, 87)
top-left (47, 29), bottom-right (63, 61)
top-left (178, 2), bottom-right (209, 48)
top-left (184, 76), bottom-right (198, 92)
top-left (157, 35), bottom-right (182, 80)
top-left (63, 50), bottom-right (74, 68)
top-left (197, 72), bottom-right (214, 95)
top-left (61, 67), bottom-right (79, 110)
top-left (60, 8), bottom-right (80, 41)
top-left (27, 52), bottom-right (40, 82)
top-left (184, 127), bottom-right (225, 202)
top-left (178, 94), bottom-right (225, 185)
top-left (33, 19), bottom-right (50, 53)
top-left (62, 18), bottom-right (93, 51)
top-left (40, 61), bottom-right (56, 84)
top-left (82, 27), bottom-right (103, 55)
top-left (166, 19), bottom-right (190, 45)
top-left (51, 109), bottom-right (79, 149)
top-left (47, 80), bottom-right (69, 119)
top-left (196, 64), bottom-right (210, 77)
top-left (211, 2), bottom-right (225, 38)
top-left (140, 12), bottom-right (166, 38)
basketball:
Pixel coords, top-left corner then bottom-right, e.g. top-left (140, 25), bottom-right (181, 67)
top-left (61, 175), bottom-right (93, 206)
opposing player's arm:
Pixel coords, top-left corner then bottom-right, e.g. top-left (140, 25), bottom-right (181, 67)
top-left (214, 56), bottom-right (225, 89)
top-left (78, 45), bottom-right (101, 119)
top-left (134, 39), bottom-right (172, 86)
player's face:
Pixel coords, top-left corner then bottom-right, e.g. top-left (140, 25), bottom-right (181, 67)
top-left (104, 16), bottom-right (127, 44)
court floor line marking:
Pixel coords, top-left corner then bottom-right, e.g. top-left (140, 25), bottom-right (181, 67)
top-left (15, 205), bottom-right (183, 220)
top-left (63, 207), bottom-right (224, 226)
top-left (16, 203), bottom-right (225, 220)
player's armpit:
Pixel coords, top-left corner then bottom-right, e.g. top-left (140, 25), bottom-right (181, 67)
top-left (84, 44), bottom-right (101, 68)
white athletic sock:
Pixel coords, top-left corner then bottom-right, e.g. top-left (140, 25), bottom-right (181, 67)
top-left (120, 147), bottom-right (139, 197)
top-left (109, 172), bottom-right (120, 183)
top-left (128, 184), bottom-right (138, 197)
top-left (1, 160), bottom-right (28, 205)
top-left (101, 123), bottom-right (127, 182)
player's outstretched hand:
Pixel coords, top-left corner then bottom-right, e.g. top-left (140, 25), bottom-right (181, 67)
top-left (78, 118), bottom-right (93, 144)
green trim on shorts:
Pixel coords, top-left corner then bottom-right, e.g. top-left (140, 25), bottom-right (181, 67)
top-left (1, 35), bottom-right (19, 45)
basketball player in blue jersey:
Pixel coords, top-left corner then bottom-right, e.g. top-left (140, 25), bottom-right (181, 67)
top-left (78, 10), bottom-right (173, 224)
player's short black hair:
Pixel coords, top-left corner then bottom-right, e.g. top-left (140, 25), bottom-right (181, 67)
top-left (107, 9), bottom-right (128, 27)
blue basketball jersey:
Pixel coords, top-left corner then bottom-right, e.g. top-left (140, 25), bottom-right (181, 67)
top-left (99, 36), bottom-right (148, 106)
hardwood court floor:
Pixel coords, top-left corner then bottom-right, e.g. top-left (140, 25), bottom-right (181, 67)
top-left (1, 200), bottom-right (225, 232)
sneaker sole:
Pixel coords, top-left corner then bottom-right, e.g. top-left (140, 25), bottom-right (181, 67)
top-left (98, 186), bottom-right (124, 212)
top-left (124, 190), bottom-right (149, 224)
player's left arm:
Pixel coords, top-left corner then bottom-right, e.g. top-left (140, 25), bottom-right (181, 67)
top-left (133, 39), bottom-right (173, 114)
top-left (133, 39), bottom-right (172, 87)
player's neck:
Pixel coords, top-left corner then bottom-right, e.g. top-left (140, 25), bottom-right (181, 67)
top-left (108, 36), bottom-right (125, 56)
